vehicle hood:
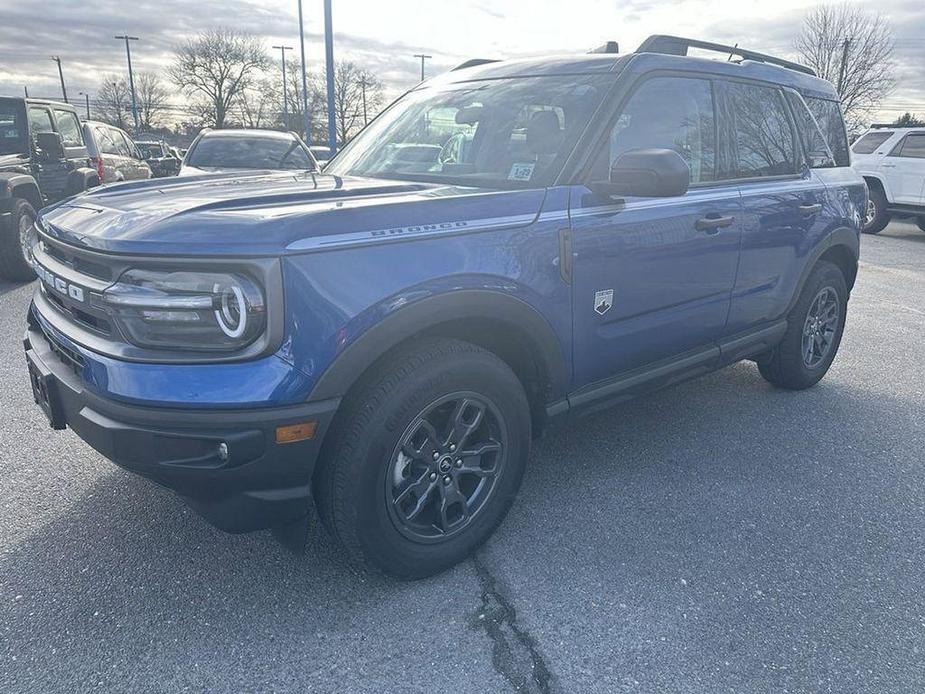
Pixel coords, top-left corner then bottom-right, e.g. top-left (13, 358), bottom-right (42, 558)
top-left (38, 171), bottom-right (547, 256)
top-left (0, 153), bottom-right (30, 171)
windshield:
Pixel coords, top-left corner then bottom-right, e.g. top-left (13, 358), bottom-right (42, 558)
top-left (0, 101), bottom-right (27, 156)
top-left (188, 135), bottom-right (315, 170)
top-left (326, 75), bottom-right (611, 188)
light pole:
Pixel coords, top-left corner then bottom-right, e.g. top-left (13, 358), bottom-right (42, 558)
top-left (297, 0), bottom-right (311, 141)
top-left (413, 53), bottom-right (432, 82)
top-left (273, 45), bottom-right (294, 130)
top-left (324, 0), bottom-right (337, 154)
top-left (51, 56), bottom-right (68, 102)
top-left (115, 35), bottom-right (140, 136)
top-left (78, 92), bottom-right (91, 120)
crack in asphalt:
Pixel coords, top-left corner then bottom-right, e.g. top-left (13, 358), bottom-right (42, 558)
top-left (471, 554), bottom-right (555, 693)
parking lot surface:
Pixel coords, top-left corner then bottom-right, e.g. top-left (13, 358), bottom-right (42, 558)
top-left (1, 221), bottom-right (924, 693)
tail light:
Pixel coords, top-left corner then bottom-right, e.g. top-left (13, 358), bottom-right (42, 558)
top-left (91, 156), bottom-right (104, 181)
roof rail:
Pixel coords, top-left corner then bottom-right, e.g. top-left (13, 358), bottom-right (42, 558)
top-left (589, 41), bottom-right (619, 54)
top-left (635, 35), bottom-right (816, 76)
top-left (452, 58), bottom-right (500, 71)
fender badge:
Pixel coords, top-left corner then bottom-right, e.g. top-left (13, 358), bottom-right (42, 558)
top-left (594, 289), bottom-right (613, 315)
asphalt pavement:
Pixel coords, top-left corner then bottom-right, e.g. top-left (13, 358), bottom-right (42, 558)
top-left (1, 221), bottom-right (924, 693)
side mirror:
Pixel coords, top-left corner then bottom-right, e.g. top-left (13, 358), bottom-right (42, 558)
top-left (35, 131), bottom-right (65, 160)
top-left (595, 148), bottom-right (690, 198)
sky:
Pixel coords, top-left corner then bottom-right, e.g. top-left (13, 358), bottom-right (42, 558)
top-left (0, 0), bottom-right (923, 124)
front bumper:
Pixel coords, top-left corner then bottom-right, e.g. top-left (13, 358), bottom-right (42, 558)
top-left (24, 318), bottom-right (339, 533)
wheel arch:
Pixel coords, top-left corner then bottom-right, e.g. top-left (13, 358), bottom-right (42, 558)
top-left (308, 290), bottom-right (569, 435)
top-left (65, 168), bottom-right (100, 196)
top-left (818, 243), bottom-right (858, 292)
top-left (788, 227), bottom-right (859, 313)
top-left (862, 174), bottom-right (888, 200)
top-left (0, 174), bottom-right (43, 212)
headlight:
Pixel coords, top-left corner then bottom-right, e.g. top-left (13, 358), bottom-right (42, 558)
top-left (98, 269), bottom-right (266, 352)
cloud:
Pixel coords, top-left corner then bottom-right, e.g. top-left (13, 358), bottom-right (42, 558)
top-left (1, 0), bottom-right (921, 123)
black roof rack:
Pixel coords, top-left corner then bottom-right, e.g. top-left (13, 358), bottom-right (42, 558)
top-left (589, 41), bottom-right (619, 55)
top-left (635, 35), bottom-right (816, 77)
top-left (452, 58), bottom-right (500, 71)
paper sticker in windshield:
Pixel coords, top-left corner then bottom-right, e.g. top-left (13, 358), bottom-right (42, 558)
top-left (508, 162), bottom-right (536, 181)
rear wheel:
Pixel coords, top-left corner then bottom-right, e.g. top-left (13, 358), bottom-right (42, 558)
top-left (314, 338), bottom-right (530, 579)
top-left (758, 261), bottom-right (848, 390)
top-left (862, 186), bottom-right (889, 234)
top-left (0, 199), bottom-right (38, 282)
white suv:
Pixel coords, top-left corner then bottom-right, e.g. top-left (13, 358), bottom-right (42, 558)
top-left (852, 126), bottom-right (925, 234)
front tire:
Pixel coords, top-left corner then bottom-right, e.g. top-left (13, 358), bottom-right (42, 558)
top-left (0, 199), bottom-right (38, 282)
top-left (758, 261), bottom-right (848, 390)
top-left (314, 338), bottom-right (530, 579)
top-left (862, 187), bottom-right (890, 234)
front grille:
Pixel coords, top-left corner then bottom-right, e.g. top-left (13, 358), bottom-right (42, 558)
top-left (35, 236), bottom-right (118, 340)
top-left (42, 288), bottom-right (113, 335)
top-left (42, 240), bottom-right (113, 281)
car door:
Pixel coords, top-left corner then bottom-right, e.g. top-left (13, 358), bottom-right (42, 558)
top-left (569, 75), bottom-right (743, 390)
top-left (883, 132), bottom-right (925, 205)
top-left (51, 108), bottom-right (86, 164)
top-left (721, 79), bottom-right (832, 335)
top-left (111, 127), bottom-right (134, 179)
top-left (27, 105), bottom-right (69, 202)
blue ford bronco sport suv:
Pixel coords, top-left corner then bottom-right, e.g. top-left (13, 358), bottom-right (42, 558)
top-left (23, 37), bottom-right (865, 578)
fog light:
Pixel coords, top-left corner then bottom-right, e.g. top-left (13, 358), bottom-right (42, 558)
top-left (276, 422), bottom-right (317, 444)
top-left (217, 442), bottom-right (229, 461)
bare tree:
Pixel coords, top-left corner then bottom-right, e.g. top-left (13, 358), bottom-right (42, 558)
top-left (329, 61), bottom-right (384, 145)
top-left (96, 76), bottom-right (132, 130)
top-left (169, 28), bottom-right (271, 128)
top-left (135, 72), bottom-right (170, 131)
top-left (795, 3), bottom-right (895, 131)
top-left (236, 77), bottom-right (278, 129)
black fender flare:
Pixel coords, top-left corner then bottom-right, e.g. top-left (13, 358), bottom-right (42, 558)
top-left (787, 226), bottom-right (860, 313)
top-left (308, 289), bottom-right (569, 403)
top-left (0, 172), bottom-right (42, 211)
top-left (65, 167), bottom-right (100, 196)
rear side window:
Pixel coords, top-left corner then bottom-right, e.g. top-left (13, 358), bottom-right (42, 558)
top-left (803, 97), bottom-right (850, 166)
top-left (0, 102), bottom-right (26, 155)
top-left (785, 92), bottom-right (835, 169)
top-left (28, 107), bottom-right (54, 134)
top-left (109, 128), bottom-right (131, 156)
top-left (891, 133), bottom-right (925, 159)
top-left (54, 110), bottom-right (83, 147)
top-left (94, 126), bottom-right (116, 155)
top-left (604, 76), bottom-right (716, 184)
top-left (723, 82), bottom-right (798, 178)
top-left (117, 130), bottom-right (138, 158)
top-left (852, 131), bottom-right (893, 154)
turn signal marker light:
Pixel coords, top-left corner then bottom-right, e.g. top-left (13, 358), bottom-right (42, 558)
top-left (276, 421), bottom-right (317, 444)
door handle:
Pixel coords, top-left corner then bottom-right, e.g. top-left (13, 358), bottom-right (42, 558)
top-left (798, 203), bottom-right (822, 216)
top-left (695, 215), bottom-right (735, 233)
top-left (881, 163), bottom-right (896, 168)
